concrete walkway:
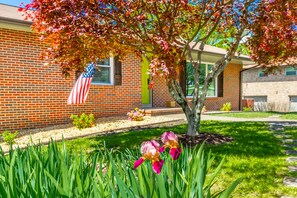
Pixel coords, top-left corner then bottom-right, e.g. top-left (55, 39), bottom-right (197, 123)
top-left (270, 123), bottom-right (297, 198)
top-left (162, 113), bottom-right (297, 123)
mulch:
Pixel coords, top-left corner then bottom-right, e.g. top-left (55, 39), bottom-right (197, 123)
top-left (178, 132), bottom-right (233, 147)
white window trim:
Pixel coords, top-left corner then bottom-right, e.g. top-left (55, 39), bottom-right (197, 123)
top-left (186, 61), bottom-right (218, 98)
top-left (91, 57), bottom-right (114, 85)
top-left (285, 67), bottom-right (297, 76)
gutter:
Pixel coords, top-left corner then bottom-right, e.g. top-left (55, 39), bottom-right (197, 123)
top-left (0, 17), bottom-right (32, 26)
top-left (191, 49), bottom-right (251, 61)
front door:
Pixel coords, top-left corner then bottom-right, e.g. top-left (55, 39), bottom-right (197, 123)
top-left (141, 57), bottom-right (152, 107)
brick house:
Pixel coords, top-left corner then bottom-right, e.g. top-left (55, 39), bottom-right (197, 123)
top-left (150, 44), bottom-right (252, 111)
top-left (242, 65), bottom-right (297, 112)
top-left (0, 4), bottom-right (252, 131)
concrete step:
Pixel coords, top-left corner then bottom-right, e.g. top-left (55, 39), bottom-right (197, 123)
top-left (144, 108), bottom-right (184, 116)
top-left (284, 177), bottom-right (297, 187)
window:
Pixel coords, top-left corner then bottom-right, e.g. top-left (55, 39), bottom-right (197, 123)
top-left (186, 62), bottom-right (216, 97)
top-left (285, 67), bottom-right (297, 76)
top-left (258, 70), bottom-right (265, 77)
top-left (92, 57), bottom-right (114, 85)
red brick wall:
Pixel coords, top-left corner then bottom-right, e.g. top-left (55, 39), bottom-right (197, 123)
top-left (152, 77), bottom-right (172, 107)
top-left (204, 63), bottom-right (242, 110)
top-left (152, 63), bottom-right (242, 110)
top-left (0, 28), bottom-right (142, 131)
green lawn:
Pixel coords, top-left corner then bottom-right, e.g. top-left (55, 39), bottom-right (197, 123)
top-left (61, 124), bottom-right (188, 152)
top-left (62, 121), bottom-right (297, 197)
top-left (210, 111), bottom-right (297, 120)
top-left (285, 126), bottom-right (297, 140)
top-left (202, 122), bottom-right (296, 197)
top-left (279, 112), bottom-right (297, 120)
top-left (209, 112), bottom-right (277, 118)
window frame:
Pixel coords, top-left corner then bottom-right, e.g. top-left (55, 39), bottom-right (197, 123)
top-left (91, 57), bottom-right (114, 85)
top-left (285, 67), bottom-right (297, 76)
top-left (186, 61), bottom-right (218, 98)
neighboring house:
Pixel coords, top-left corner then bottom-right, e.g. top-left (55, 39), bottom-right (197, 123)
top-left (242, 65), bottom-right (297, 112)
top-left (0, 4), bottom-right (253, 131)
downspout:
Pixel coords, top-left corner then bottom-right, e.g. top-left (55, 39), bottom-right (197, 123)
top-left (239, 69), bottom-right (243, 111)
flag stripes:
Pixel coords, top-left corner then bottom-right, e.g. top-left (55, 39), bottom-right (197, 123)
top-left (67, 63), bottom-right (95, 105)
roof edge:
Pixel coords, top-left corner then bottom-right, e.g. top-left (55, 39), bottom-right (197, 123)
top-left (189, 42), bottom-right (251, 60)
top-left (198, 50), bottom-right (251, 61)
top-left (0, 3), bottom-right (20, 8)
top-left (0, 16), bottom-right (32, 25)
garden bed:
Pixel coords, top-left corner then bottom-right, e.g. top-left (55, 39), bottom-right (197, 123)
top-left (0, 115), bottom-right (184, 153)
top-left (178, 133), bottom-right (233, 147)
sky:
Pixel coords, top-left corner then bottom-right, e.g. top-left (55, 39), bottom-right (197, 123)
top-left (0, 0), bottom-right (31, 7)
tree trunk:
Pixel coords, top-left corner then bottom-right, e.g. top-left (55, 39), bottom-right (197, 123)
top-left (167, 79), bottom-right (206, 136)
top-left (185, 111), bottom-right (202, 136)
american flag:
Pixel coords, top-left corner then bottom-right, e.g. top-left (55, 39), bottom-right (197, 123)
top-left (67, 63), bottom-right (95, 105)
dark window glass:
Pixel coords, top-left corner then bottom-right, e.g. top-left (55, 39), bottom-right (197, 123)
top-left (92, 58), bottom-right (112, 84)
top-left (285, 67), bottom-right (297, 76)
top-left (186, 62), bottom-right (216, 97)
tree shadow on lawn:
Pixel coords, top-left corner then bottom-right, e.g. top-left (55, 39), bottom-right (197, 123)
top-left (201, 121), bottom-right (284, 157)
top-left (203, 121), bottom-right (291, 197)
top-left (65, 121), bottom-right (284, 159)
top-left (277, 112), bottom-right (297, 120)
top-left (66, 121), bottom-right (290, 197)
top-left (85, 124), bottom-right (188, 153)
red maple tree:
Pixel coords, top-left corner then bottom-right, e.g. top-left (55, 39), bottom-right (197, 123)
top-left (22, 0), bottom-right (297, 135)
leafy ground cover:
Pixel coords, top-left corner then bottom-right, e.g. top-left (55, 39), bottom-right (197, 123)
top-left (210, 112), bottom-right (297, 120)
top-left (0, 136), bottom-right (240, 197)
top-left (62, 121), bottom-right (297, 197)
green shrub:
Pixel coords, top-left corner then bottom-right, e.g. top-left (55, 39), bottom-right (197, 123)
top-left (1, 130), bottom-right (18, 144)
top-left (70, 113), bottom-right (95, 130)
top-left (220, 102), bottom-right (232, 111)
top-left (0, 140), bottom-right (241, 197)
top-left (243, 107), bottom-right (253, 112)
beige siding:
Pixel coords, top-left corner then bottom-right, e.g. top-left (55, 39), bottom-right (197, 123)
top-left (242, 67), bottom-right (297, 112)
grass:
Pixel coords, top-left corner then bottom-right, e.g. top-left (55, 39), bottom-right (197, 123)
top-left (209, 112), bottom-right (276, 118)
top-left (284, 126), bottom-right (297, 140)
top-left (210, 111), bottom-right (297, 120)
top-left (61, 121), bottom-right (297, 197)
top-left (201, 121), bottom-right (295, 197)
top-left (61, 124), bottom-right (188, 152)
top-left (279, 112), bottom-right (297, 120)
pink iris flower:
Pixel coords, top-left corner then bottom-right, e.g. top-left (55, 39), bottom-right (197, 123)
top-left (160, 131), bottom-right (182, 160)
top-left (134, 140), bottom-right (164, 174)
